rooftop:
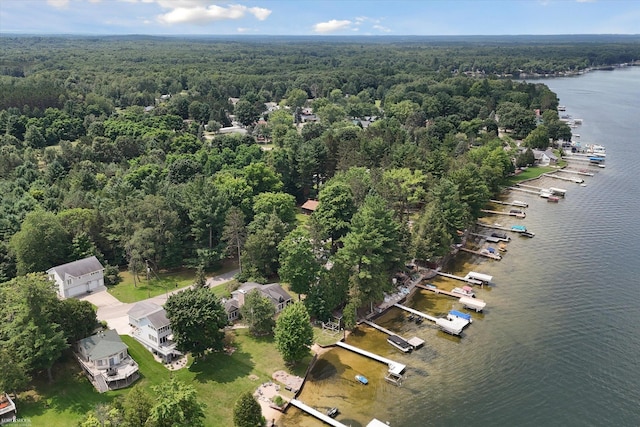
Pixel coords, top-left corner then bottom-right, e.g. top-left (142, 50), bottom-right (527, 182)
top-left (47, 255), bottom-right (104, 278)
top-left (78, 329), bottom-right (128, 360)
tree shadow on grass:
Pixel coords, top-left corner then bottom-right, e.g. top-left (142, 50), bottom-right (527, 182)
top-left (188, 345), bottom-right (254, 384)
top-left (20, 352), bottom-right (117, 420)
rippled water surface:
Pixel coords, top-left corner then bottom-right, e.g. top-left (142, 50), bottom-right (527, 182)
top-left (282, 67), bottom-right (640, 427)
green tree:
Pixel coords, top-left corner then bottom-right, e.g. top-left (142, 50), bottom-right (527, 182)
top-left (524, 124), bottom-right (550, 149)
top-left (240, 289), bottom-right (276, 336)
top-left (283, 88), bottom-right (308, 109)
top-left (335, 195), bottom-right (403, 313)
top-left (0, 274), bottom-right (68, 382)
top-left (194, 265), bottom-right (207, 289)
top-left (278, 227), bottom-right (321, 297)
top-left (252, 192), bottom-right (297, 226)
top-left (53, 298), bottom-right (98, 344)
top-left (122, 387), bottom-right (153, 427)
top-left (222, 206), bottom-right (247, 272)
top-left (234, 100), bottom-right (260, 126)
top-left (9, 210), bottom-right (72, 275)
top-left (147, 378), bottom-right (206, 427)
top-left (233, 391), bottom-right (264, 427)
top-left (311, 180), bottom-right (356, 249)
top-left (164, 288), bottom-right (228, 358)
top-left (241, 214), bottom-right (288, 282)
top-left (274, 302), bottom-right (313, 364)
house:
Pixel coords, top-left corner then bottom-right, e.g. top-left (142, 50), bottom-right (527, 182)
top-left (0, 394), bottom-right (17, 425)
top-left (532, 149), bottom-right (558, 166)
top-left (225, 283), bottom-right (292, 320)
top-left (300, 199), bottom-right (319, 215)
top-left (127, 301), bottom-right (180, 363)
top-left (76, 329), bottom-right (139, 393)
top-left (47, 256), bottom-right (104, 299)
top-left (223, 298), bottom-right (240, 322)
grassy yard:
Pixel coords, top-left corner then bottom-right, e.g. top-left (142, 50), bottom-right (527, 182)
top-left (108, 263), bottom-right (238, 303)
top-left (504, 165), bottom-right (557, 186)
top-left (18, 329), bottom-right (310, 427)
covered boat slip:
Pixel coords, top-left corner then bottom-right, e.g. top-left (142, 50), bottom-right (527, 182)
top-left (459, 296), bottom-right (486, 312)
top-left (463, 271), bottom-right (493, 285)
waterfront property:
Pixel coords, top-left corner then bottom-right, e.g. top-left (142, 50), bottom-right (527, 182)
top-left (336, 341), bottom-right (406, 377)
top-left (127, 301), bottom-right (180, 363)
top-left (75, 329), bottom-right (139, 393)
top-left (226, 282), bottom-right (293, 320)
top-left (47, 255), bottom-right (104, 298)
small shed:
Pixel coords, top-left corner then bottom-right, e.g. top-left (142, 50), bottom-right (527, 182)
top-left (300, 199), bottom-right (319, 215)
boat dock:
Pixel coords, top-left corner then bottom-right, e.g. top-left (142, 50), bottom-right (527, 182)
top-left (434, 271), bottom-right (483, 285)
top-left (489, 199), bottom-right (529, 208)
top-left (543, 173), bottom-right (584, 184)
top-left (480, 209), bottom-right (526, 218)
top-left (394, 304), bottom-right (471, 336)
top-left (289, 399), bottom-right (348, 427)
top-left (415, 284), bottom-right (488, 312)
top-left (556, 168), bottom-right (594, 177)
top-left (393, 303), bottom-right (438, 323)
top-left (470, 232), bottom-right (510, 242)
top-left (459, 247), bottom-right (502, 260)
top-left (476, 221), bottom-right (534, 237)
top-left (362, 320), bottom-right (425, 349)
top-left (336, 341), bottom-right (406, 376)
top-left (508, 186), bottom-right (540, 195)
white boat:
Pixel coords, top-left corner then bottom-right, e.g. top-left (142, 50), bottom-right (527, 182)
top-left (512, 200), bottom-right (529, 208)
top-left (452, 286), bottom-right (475, 298)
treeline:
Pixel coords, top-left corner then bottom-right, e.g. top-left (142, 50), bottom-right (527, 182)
top-left (0, 36), bottom-right (576, 322)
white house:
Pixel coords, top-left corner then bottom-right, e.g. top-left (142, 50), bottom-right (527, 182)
top-left (127, 301), bottom-right (180, 363)
top-left (76, 329), bottom-right (139, 393)
top-left (47, 256), bottom-right (104, 298)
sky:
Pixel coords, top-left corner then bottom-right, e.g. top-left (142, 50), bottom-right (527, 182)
top-left (0, 0), bottom-right (638, 36)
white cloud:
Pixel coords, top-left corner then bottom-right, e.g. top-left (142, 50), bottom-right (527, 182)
top-left (157, 3), bottom-right (271, 25)
top-left (46, 0), bottom-right (70, 8)
top-left (313, 19), bottom-right (352, 34)
top-left (373, 24), bottom-right (391, 33)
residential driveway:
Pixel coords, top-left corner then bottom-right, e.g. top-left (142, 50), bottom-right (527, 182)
top-left (80, 270), bottom-right (239, 336)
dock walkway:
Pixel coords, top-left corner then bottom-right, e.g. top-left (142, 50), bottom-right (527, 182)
top-left (416, 283), bottom-right (458, 299)
top-left (362, 320), bottom-right (424, 350)
top-left (434, 271), bottom-right (482, 285)
top-left (480, 209), bottom-right (525, 218)
top-left (393, 303), bottom-right (438, 323)
top-left (336, 341), bottom-right (406, 376)
top-left (489, 199), bottom-right (528, 208)
top-left (289, 399), bottom-right (348, 427)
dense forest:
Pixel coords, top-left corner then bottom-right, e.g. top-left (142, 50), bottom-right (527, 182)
top-left (1, 35), bottom-right (639, 320)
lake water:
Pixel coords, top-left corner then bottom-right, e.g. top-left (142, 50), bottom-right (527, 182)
top-left (282, 66), bottom-right (640, 427)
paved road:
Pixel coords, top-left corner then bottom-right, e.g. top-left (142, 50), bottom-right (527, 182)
top-left (80, 269), bottom-right (239, 335)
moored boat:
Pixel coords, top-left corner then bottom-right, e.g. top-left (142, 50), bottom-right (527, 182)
top-left (355, 374), bottom-right (368, 385)
top-left (387, 335), bottom-right (413, 353)
top-left (452, 286), bottom-right (475, 298)
top-left (548, 196), bottom-right (559, 203)
top-left (326, 407), bottom-right (339, 418)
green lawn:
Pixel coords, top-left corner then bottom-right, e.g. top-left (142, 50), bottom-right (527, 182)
top-left (504, 165), bottom-right (557, 186)
top-left (108, 263), bottom-right (238, 303)
top-left (18, 330), bottom-right (310, 427)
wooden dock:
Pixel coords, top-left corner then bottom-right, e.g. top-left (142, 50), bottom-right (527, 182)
top-left (489, 199), bottom-right (528, 208)
top-left (362, 320), bottom-right (425, 349)
top-left (416, 283), bottom-right (458, 298)
top-left (393, 303), bottom-right (439, 323)
top-left (459, 247), bottom-right (502, 260)
top-left (557, 168), bottom-right (594, 177)
top-left (543, 173), bottom-right (584, 184)
top-left (289, 399), bottom-right (348, 427)
top-left (336, 341), bottom-right (406, 376)
top-left (470, 232), bottom-right (510, 242)
top-left (508, 186), bottom-right (540, 195)
top-left (480, 209), bottom-right (525, 218)
top-left (435, 271), bottom-right (483, 285)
